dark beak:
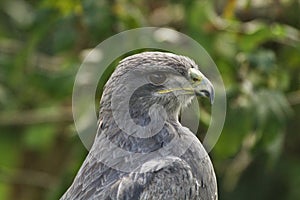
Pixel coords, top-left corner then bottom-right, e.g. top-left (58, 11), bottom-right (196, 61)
top-left (194, 77), bottom-right (215, 104)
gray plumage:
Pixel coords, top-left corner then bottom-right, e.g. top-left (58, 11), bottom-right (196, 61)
top-left (61, 52), bottom-right (217, 200)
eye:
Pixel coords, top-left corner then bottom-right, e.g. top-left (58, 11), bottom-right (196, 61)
top-left (148, 73), bottom-right (167, 85)
top-left (192, 77), bottom-right (201, 82)
top-left (189, 68), bottom-right (203, 82)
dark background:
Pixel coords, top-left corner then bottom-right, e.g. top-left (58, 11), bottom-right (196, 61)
top-left (0, 0), bottom-right (299, 199)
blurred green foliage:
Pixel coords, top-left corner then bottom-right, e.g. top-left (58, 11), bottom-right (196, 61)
top-left (0, 0), bottom-right (299, 199)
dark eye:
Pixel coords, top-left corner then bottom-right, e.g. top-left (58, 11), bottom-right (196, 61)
top-left (148, 73), bottom-right (167, 85)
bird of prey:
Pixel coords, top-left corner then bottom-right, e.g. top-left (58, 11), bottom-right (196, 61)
top-left (61, 52), bottom-right (217, 200)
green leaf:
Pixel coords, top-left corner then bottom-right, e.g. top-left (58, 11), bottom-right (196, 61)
top-left (23, 125), bottom-right (57, 152)
top-left (214, 106), bottom-right (253, 158)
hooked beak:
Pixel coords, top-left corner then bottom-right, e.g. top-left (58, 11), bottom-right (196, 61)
top-left (156, 68), bottom-right (215, 104)
top-left (194, 77), bottom-right (215, 104)
top-left (189, 68), bottom-right (215, 104)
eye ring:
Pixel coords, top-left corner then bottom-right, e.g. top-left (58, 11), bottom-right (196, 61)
top-left (148, 73), bottom-right (167, 85)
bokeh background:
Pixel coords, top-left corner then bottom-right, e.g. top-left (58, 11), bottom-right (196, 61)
top-left (0, 0), bottom-right (299, 199)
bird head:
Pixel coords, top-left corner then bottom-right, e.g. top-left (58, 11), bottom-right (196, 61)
top-left (154, 64), bottom-right (215, 105)
top-left (102, 52), bottom-right (214, 126)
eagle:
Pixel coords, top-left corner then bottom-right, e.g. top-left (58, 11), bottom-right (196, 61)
top-left (61, 52), bottom-right (217, 200)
